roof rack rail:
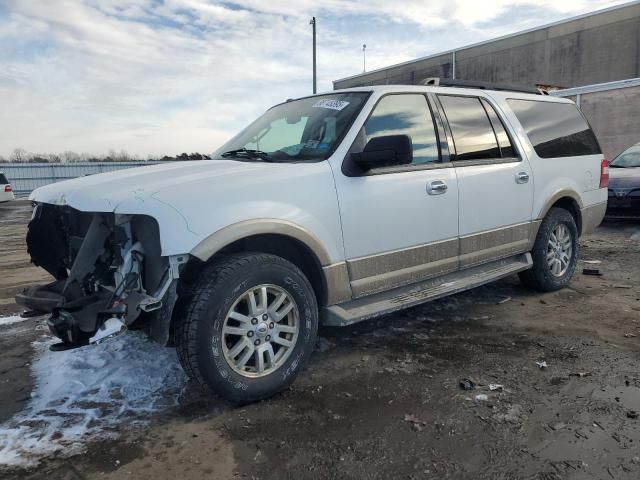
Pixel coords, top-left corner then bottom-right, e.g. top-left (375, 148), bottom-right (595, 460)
top-left (422, 77), bottom-right (547, 95)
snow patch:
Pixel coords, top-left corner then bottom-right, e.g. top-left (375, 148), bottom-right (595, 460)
top-left (0, 315), bottom-right (28, 327)
top-left (0, 332), bottom-right (187, 468)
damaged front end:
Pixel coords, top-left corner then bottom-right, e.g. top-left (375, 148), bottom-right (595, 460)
top-left (17, 203), bottom-right (186, 348)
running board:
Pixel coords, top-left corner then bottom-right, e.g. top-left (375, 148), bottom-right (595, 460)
top-left (323, 253), bottom-right (532, 326)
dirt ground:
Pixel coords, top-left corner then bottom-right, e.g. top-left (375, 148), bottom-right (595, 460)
top-left (1, 199), bottom-right (640, 480)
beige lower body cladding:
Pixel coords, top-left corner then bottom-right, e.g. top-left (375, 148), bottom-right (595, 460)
top-left (325, 203), bottom-right (605, 305)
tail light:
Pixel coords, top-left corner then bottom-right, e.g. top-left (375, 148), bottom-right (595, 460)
top-left (4, 184), bottom-right (11, 193)
top-left (599, 159), bottom-right (609, 188)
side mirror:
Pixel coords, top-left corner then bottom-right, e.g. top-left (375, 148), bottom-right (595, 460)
top-left (350, 135), bottom-right (412, 170)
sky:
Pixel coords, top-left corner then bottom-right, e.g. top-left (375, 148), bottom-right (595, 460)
top-left (0, 0), bottom-right (631, 158)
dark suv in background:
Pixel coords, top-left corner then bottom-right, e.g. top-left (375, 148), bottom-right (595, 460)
top-left (607, 143), bottom-right (640, 219)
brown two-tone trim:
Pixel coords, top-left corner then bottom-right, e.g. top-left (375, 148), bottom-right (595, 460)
top-left (535, 189), bottom-right (609, 236)
top-left (323, 262), bottom-right (352, 305)
top-left (528, 220), bottom-right (542, 249)
top-left (347, 238), bottom-right (459, 298)
top-left (581, 201), bottom-right (607, 235)
top-left (343, 222), bottom-right (535, 301)
top-left (190, 219), bottom-right (351, 304)
top-left (537, 189), bottom-right (584, 222)
top-left (190, 219), bottom-right (333, 265)
top-left (459, 223), bottom-right (531, 268)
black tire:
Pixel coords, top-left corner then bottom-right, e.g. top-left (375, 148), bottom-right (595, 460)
top-left (175, 253), bottom-right (318, 403)
top-left (519, 207), bottom-right (579, 292)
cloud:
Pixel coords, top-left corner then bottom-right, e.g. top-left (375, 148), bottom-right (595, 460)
top-left (0, 0), bottom-right (629, 157)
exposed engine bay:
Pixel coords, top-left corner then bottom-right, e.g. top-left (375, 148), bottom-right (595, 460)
top-left (17, 203), bottom-right (185, 348)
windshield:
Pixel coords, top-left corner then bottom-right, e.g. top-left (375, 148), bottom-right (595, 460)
top-left (213, 92), bottom-right (370, 162)
top-left (611, 145), bottom-right (640, 168)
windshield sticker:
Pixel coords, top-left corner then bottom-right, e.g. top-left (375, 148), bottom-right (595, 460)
top-left (312, 99), bottom-right (350, 111)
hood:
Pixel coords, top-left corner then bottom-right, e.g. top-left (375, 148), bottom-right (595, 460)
top-left (30, 160), bottom-right (281, 213)
top-left (609, 167), bottom-right (640, 189)
top-left (29, 158), bottom-right (339, 258)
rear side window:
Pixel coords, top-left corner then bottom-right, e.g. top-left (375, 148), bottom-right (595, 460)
top-left (507, 99), bottom-right (601, 158)
top-left (439, 95), bottom-right (514, 161)
top-left (0, 174), bottom-right (8, 184)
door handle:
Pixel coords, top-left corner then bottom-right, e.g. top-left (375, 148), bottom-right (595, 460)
top-left (427, 180), bottom-right (448, 195)
top-left (516, 172), bottom-right (530, 184)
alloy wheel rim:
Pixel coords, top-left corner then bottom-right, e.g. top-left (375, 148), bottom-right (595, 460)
top-left (547, 223), bottom-right (573, 277)
top-left (220, 284), bottom-right (299, 378)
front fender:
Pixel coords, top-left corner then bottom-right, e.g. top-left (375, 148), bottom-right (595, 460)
top-left (190, 218), bottom-right (333, 266)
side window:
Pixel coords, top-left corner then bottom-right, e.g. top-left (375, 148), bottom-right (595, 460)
top-left (481, 99), bottom-right (516, 158)
top-left (363, 94), bottom-right (440, 165)
top-left (438, 95), bottom-right (501, 161)
top-left (506, 99), bottom-right (601, 158)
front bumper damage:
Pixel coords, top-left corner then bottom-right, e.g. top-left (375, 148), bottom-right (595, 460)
top-left (16, 203), bottom-right (186, 347)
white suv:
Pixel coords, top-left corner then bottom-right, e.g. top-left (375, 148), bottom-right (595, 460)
top-left (19, 85), bottom-right (607, 402)
top-left (0, 172), bottom-right (15, 203)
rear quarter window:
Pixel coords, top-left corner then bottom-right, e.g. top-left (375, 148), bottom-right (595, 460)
top-left (507, 99), bottom-right (601, 158)
top-left (0, 173), bottom-right (8, 184)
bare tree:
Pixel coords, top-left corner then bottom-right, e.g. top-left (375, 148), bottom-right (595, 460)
top-left (118, 149), bottom-right (131, 162)
top-left (60, 151), bottom-right (81, 163)
top-left (10, 148), bottom-right (29, 163)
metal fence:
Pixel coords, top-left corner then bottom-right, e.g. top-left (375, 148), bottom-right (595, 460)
top-left (0, 161), bottom-right (170, 195)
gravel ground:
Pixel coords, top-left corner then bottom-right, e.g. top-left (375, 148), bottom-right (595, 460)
top-left (1, 199), bottom-right (639, 479)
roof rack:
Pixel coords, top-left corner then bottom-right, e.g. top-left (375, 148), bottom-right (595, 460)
top-left (422, 77), bottom-right (547, 95)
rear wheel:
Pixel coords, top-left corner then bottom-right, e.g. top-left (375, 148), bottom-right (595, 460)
top-left (519, 207), bottom-right (579, 292)
top-left (175, 253), bottom-right (318, 403)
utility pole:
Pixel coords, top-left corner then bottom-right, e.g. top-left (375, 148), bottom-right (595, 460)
top-left (362, 44), bottom-right (367, 72)
top-left (310, 17), bottom-right (317, 94)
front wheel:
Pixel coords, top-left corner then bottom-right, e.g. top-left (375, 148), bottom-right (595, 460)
top-left (175, 253), bottom-right (318, 403)
top-left (519, 207), bottom-right (579, 292)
